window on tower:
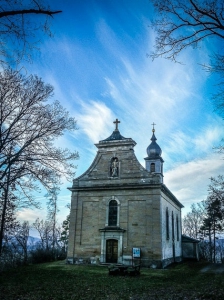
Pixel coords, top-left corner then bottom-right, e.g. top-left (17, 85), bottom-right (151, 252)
top-left (150, 163), bottom-right (155, 172)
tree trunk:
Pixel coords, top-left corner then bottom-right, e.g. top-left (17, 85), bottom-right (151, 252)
top-left (0, 190), bottom-right (8, 256)
top-left (208, 226), bottom-right (212, 262)
top-left (0, 164), bottom-right (11, 256)
top-left (213, 222), bottom-right (216, 263)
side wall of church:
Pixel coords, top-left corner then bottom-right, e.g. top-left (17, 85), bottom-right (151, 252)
top-left (160, 192), bottom-right (182, 267)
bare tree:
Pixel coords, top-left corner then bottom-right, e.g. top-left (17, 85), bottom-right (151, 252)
top-left (208, 175), bottom-right (224, 200)
top-left (150, 0), bottom-right (224, 61)
top-left (199, 176), bottom-right (224, 262)
top-left (33, 218), bottom-right (52, 250)
top-left (150, 0), bottom-right (224, 151)
top-left (182, 201), bottom-right (206, 239)
top-left (0, 219), bottom-right (29, 269)
top-left (45, 178), bottom-right (60, 253)
top-left (59, 205), bottom-right (70, 254)
top-left (32, 217), bottom-right (64, 262)
top-left (13, 221), bottom-right (30, 265)
top-left (0, 193), bottom-right (18, 240)
top-left (0, 68), bottom-right (79, 255)
top-left (0, 0), bottom-right (62, 65)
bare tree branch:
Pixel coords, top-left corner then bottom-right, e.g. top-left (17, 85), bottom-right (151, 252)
top-left (150, 0), bottom-right (224, 61)
top-left (0, 9), bottom-right (62, 19)
top-left (0, 0), bottom-right (62, 65)
top-left (0, 68), bottom-right (79, 255)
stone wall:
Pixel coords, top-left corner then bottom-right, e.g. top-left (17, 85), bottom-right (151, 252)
top-left (67, 186), bottom-right (166, 266)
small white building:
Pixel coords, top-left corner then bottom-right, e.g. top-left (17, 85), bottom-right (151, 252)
top-left (182, 235), bottom-right (200, 261)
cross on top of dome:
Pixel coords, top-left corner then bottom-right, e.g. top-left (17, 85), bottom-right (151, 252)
top-left (146, 123), bottom-right (162, 158)
top-left (113, 118), bottom-right (120, 130)
top-left (152, 122), bottom-right (156, 133)
top-left (99, 118), bottom-right (128, 142)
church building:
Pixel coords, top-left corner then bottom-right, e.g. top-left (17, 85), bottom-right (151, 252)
top-left (67, 120), bottom-right (183, 268)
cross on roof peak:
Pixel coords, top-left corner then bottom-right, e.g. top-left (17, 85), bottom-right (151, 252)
top-left (113, 118), bottom-right (120, 130)
top-left (152, 122), bottom-right (156, 133)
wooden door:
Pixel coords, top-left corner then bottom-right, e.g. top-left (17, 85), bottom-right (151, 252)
top-left (106, 239), bottom-right (118, 263)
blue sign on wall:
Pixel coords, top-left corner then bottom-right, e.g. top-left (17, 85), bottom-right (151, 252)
top-left (132, 247), bottom-right (141, 258)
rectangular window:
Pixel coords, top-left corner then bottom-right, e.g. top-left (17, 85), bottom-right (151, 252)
top-left (176, 216), bottom-right (179, 241)
top-left (172, 212), bottom-right (175, 240)
top-left (166, 208), bottom-right (169, 240)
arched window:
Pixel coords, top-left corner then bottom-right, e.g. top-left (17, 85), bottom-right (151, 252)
top-left (108, 200), bottom-right (117, 226)
top-left (166, 208), bottom-right (169, 240)
top-left (176, 216), bottom-right (179, 241)
top-left (150, 163), bottom-right (155, 172)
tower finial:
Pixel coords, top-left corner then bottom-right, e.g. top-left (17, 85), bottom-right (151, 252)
top-left (152, 122), bottom-right (156, 133)
top-left (113, 118), bottom-right (120, 130)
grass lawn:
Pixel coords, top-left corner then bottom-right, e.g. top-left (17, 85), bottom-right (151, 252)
top-left (0, 261), bottom-right (224, 299)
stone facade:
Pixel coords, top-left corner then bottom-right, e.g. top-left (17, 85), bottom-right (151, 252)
top-left (67, 123), bottom-right (183, 268)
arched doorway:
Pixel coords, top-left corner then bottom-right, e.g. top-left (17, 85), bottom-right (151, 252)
top-left (106, 239), bottom-right (118, 263)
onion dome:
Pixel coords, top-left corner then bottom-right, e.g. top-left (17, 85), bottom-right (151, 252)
top-left (146, 124), bottom-right (162, 158)
top-left (100, 129), bottom-right (127, 142)
top-left (96, 119), bottom-right (136, 149)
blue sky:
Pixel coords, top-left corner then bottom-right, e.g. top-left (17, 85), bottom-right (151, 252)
top-left (16, 0), bottom-right (224, 228)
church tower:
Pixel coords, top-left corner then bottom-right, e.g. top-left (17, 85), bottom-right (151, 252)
top-left (145, 123), bottom-right (164, 183)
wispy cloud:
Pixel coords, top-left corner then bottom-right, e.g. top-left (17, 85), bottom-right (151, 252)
top-left (163, 119), bottom-right (223, 168)
top-left (17, 208), bottom-right (46, 224)
top-left (96, 24), bottom-right (207, 138)
top-left (76, 100), bottom-right (114, 143)
top-left (194, 124), bottom-right (223, 153)
top-left (165, 153), bottom-right (224, 214)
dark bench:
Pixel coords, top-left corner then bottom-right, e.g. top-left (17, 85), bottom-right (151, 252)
top-left (108, 264), bottom-right (120, 275)
top-left (125, 265), bottom-right (140, 276)
top-left (108, 264), bottom-right (140, 276)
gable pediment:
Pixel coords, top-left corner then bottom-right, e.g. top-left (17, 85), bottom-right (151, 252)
top-left (71, 146), bottom-right (160, 189)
